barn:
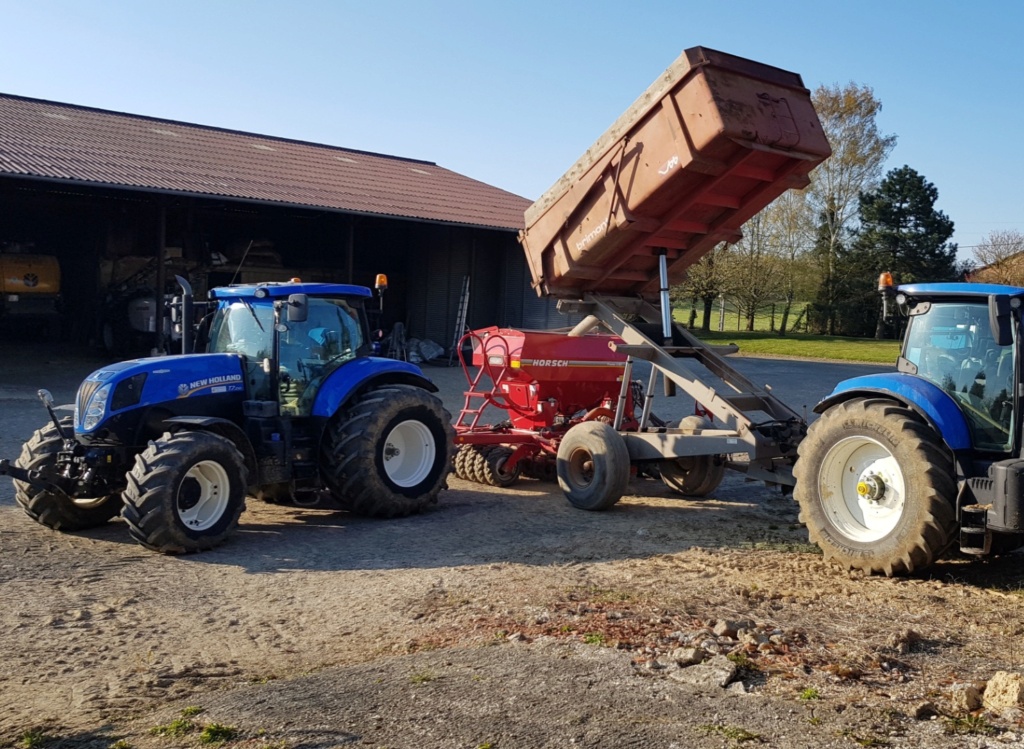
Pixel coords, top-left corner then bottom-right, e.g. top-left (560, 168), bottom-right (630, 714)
top-left (0, 93), bottom-right (564, 354)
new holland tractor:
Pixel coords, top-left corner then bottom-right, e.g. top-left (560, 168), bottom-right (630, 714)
top-left (793, 279), bottom-right (1024, 575)
top-left (1, 278), bottom-right (454, 553)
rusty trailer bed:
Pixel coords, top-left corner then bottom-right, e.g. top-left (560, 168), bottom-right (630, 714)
top-left (519, 46), bottom-right (831, 298)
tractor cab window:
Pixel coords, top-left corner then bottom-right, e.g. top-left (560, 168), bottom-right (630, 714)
top-left (903, 301), bottom-right (1015, 452)
top-left (207, 300), bottom-right (276, 399)
top-left (278, 297), bottom-right (366, 416)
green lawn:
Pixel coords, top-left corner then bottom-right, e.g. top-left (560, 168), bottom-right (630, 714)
top-left (693, 329), bottom-right (900, 364)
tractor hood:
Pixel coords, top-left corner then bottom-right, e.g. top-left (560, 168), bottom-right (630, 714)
top-left (75, 354), bottom-right (246, 435)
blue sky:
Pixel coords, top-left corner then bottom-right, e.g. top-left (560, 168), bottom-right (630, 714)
top-left (1, 0), bottom-right (1021, 258)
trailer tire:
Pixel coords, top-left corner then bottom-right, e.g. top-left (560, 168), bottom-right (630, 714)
top-left (122, 431), bottom-right (248, 553)
top-left (557, 421), bottom-right (629, 511)
top-left (477, 446), bottom-right (520, 488)
top-left (659, 455), bottom-right (725, 497)
top-left (14, 418), bottom-right (122, 531)
top-left (658, 416), bottom-right (725, 497)
top-left (322, 385), bottom-right (454, 518)
top-left (793, 398), bottom-right (957, 576)
top-left (453, 445), bottom-right (473, 480)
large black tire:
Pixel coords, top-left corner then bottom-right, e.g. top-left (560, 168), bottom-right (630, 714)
top-left (322, 385), bottom-right (454, 518)
top-left (14, 418), bottom-right (122, 531)
top-left (792, 398), bottom-right (957, 576)
top-left (556, 421), bottom-right (630, 511)
top-left (659, 416), bottom-right (726, 497)
top-left (121, 431), bottom-right (248, 553)
top-left (659, 455), bottom-right (725, 497)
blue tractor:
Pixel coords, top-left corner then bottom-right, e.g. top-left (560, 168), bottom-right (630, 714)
top-left (793, 279), bottom-right (1024, 575)
top-left (1, 278), bottom-right (454, 553)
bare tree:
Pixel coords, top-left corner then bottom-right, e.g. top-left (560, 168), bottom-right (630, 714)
top-left (761, 190), bottom-right (815, 335)
top-left (672, 243), bottom-right (729, 332)
top-left (807, 83), bottom-right (897, 333)
top-left (970, 230), bottom-right (1024, 286)
top-left (723, 213), bottom-right (786, 330)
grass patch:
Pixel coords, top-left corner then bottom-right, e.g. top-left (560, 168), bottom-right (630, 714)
top-left (180, 706), bottom-right (205, 717)
top-left (198, 723), bottom-right (238, 744)
top-left (799, 687), bottom-right (821, 700)
top-left (698, 724), bottom-right (762, 743)
top-left (582, 632), bottom-right (606, 646)
top-left (694, 329), bottom-right (899, 364)
top-left (943, 714), bottom-right (997, 736)
top-left (149, 718), bottom-right (195, 738)
top-left (838, 729), bottom-right (889, 746)
top-left (409, 670), bottom-right (437, 684)
top-left (19, 730), bottom-right (48, 749)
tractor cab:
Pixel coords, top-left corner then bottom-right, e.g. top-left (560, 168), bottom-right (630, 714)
top-left (894, 283), bottom-right (1023, 456)
top-left (206, 282), bottom-right (372, 417)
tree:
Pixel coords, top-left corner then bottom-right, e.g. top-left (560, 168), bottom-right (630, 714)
top-left (971, 230), bottom-right (1024, 286)
top-left (763, 190), bottom-right (816, 335)
top-left (722, 213), bottom-right (785, 330)
top-left (806, 83), bottom-right (896, 329)
top-left (855, 166), bottom-right (957, 337)
top-left (672, 244), bottom-right (729, 332)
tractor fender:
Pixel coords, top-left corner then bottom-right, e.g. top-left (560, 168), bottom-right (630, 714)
top-left (162, 416), bottom-right (259, 486)
top-left (814, 373), bottom-right (971, 451)
top-left (311, 357), bottom-right (438, 419)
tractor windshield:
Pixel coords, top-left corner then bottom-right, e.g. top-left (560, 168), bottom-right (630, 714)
top-left (902, 301), bottom-right (1015, 452)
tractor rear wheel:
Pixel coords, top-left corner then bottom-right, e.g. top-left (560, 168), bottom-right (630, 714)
top-left (14, 418), bottom-right (122, 530)
top-left (322, 385), bottom-right (453, 518)
top-left (556, 421), bottom-right (629, 511)
top-left (121, 431), bottom-right (248, 553)
top-left (792, 398), bottom-right (957, 576)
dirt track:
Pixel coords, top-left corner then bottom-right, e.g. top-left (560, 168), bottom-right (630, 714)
top-left (3, 347), bottom-right (1024, 748)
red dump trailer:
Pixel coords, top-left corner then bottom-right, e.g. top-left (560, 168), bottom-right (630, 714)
top-left (455, 46), bottom-right (831, 509)
top-left (520, 46), bottom-right (831, 298)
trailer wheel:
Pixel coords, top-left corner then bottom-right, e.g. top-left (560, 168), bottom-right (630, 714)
top-left (322, 385), bottom-right (454, 518)
top-left (475, 446), bottom-right (520, 488)
top-left (122, 431), bottom-right (248, 553)
top-left (14, 418), bottom-right (122, 530)
top-left (658, 416), bottom-right (725, 497)
top-left (556, 421), bottom-right (629, 511)
top-left (792, 398), bottom-right (957, 576)
top-left (453, 445), bottom-right (473, 480)
top-left (659, 455), bottom-right (725, 497)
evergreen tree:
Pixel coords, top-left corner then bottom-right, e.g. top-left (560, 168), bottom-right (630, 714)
top-left (854, 165), bottom-right (957, 337)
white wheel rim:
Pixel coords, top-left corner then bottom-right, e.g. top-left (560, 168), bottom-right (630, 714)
top-left (382, 420), bottom-right (436, 488)
top-left (177, 459), bottom-right (230, 531)
top-left (819, 436), bottom-right (905, 543)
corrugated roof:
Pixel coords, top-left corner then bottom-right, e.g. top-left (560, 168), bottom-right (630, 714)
top-left (0, 93), bottom-right (530, 231)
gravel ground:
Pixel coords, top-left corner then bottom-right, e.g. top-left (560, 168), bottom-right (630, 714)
top-left (2, 343), bottom-right (1023, 749)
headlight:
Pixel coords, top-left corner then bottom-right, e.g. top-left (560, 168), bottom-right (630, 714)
top-left (82, 384), bottom-right (112, 431)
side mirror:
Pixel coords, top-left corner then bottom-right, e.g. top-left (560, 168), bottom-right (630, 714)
top-left (988, 294), bottom-right (1013, 347)
top-left (287, 294), bottom-right (308, 323)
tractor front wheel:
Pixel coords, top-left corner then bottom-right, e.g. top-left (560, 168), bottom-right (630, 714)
top-left (322, 385), bottom-right (454, 517)
top-left (121, 431), bottom-right (248, 553)
top-left (792, 398), bottom-right (957, 576)
top-left (556, 421), bottom-right (629, 511)
top-left (14, 417), bottom-right (122, 530)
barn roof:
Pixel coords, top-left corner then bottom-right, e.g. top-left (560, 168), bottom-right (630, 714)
top-left (0, 93), bottom-right (530, 232)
